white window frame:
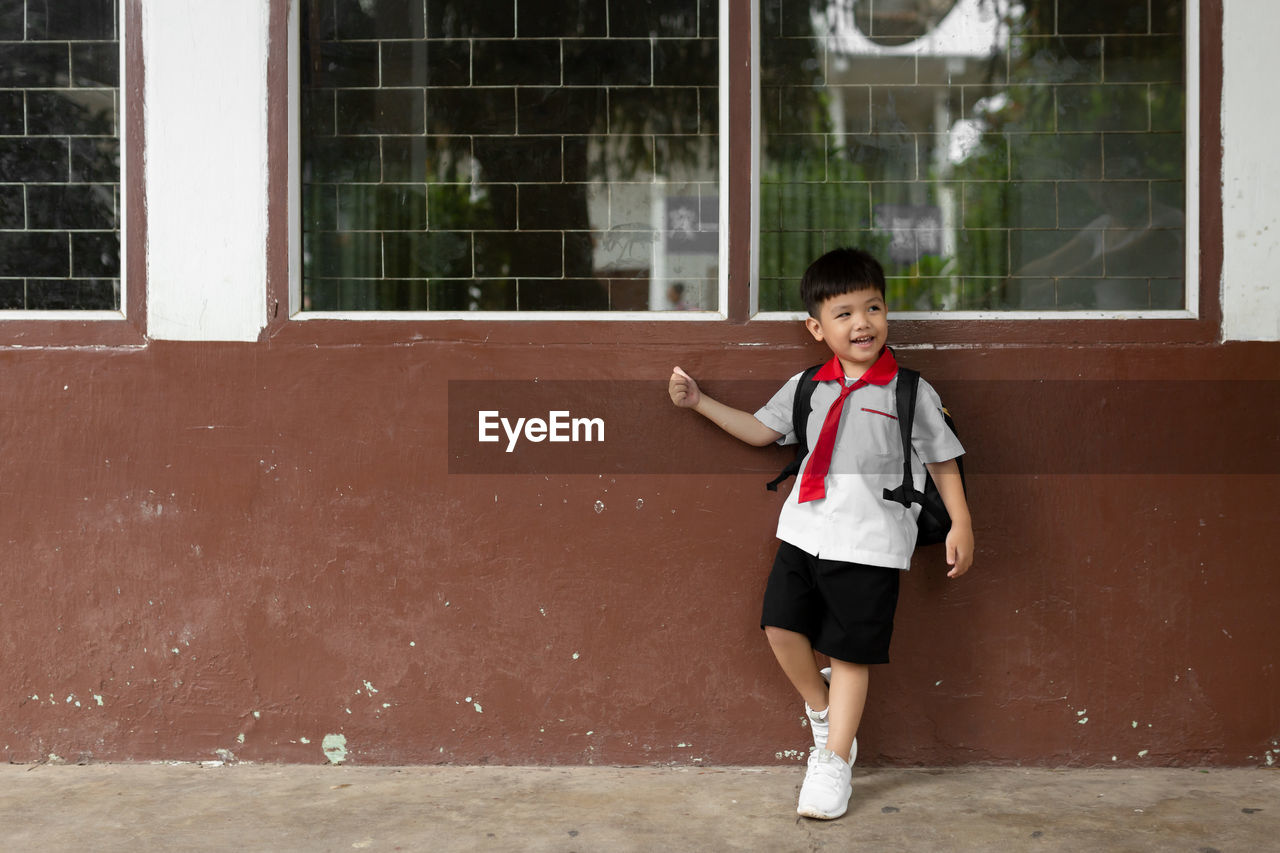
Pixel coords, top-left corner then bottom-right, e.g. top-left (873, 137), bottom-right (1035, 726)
top-left (288, 0), bottom-right (731, 322)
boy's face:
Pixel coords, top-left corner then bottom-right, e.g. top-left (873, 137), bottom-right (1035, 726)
top-left (805, 288), bottom-right (888, 376)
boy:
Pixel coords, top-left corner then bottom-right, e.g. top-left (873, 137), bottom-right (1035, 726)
top-left (668, 247), bottom-right (972, 820)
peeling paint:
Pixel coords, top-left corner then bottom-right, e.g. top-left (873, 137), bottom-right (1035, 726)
top-left (594, 500), bottom-right (605, 514)
top-left (322, 734), bottom-right (348, 764)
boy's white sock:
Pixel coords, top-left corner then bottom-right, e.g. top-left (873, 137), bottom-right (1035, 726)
top-left (805, 702), bottom-right (830, 750)
top-left (806, 666), bottom-right (833, 749)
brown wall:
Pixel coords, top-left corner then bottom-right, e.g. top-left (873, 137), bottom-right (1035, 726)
top-left (2, 334), bottom-right (1276, 767)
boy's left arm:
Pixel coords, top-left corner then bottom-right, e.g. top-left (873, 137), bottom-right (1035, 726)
top-left (925, 459), bottom-right (973, 578)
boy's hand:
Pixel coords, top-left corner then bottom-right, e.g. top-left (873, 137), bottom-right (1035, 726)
top-left (669, 366), bottom-right (701, 409)
top-left (668, 367), bottom-right (784, 446)
top-left (945, 522), bottom-right (974, 579)
top-left (925, 459), bottom-right (973, 579)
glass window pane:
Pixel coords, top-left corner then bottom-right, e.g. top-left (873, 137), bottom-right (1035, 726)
top-left (0, 0), bottom-right (121, 311)
top-left (758, 0), bottom-right (1185, 312)
top-left (299, 0), bottom-right (720, 313)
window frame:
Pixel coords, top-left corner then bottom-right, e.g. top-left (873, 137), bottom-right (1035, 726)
top-left (267, 0), bottom-right (1222, 346)
top-left (285, 0), bottom-right (732, 322)
top-left (750, 0), bottom-right (1203, 325)
top-left (0, 0), bottom-right (145, 347)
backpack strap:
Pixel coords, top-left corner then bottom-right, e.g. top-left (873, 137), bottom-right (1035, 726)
top-left (765, 363), bottom-right (824, 492)
top-left (882, 367), bottom-right (924, 507)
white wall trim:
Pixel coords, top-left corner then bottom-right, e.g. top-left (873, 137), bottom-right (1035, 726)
top-left (143, 0), bottom-right (269, 342)
top-left (1220, 0), bottom-right (1280, 341)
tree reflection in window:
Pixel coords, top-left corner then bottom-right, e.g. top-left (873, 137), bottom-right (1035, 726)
top-left (759, 0), bottom-right (1185, 312)
top-left (299, 0), bottom-right (720, 312)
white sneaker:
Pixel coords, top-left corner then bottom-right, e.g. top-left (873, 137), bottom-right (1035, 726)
top-left (797, 748), bottom-right (853, 820)
top-left (804, 667), bottom-right (833, 750)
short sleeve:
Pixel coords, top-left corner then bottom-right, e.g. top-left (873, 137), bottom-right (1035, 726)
top-left (910, 378), bottom-right (965, 464)
top-left (754, 373), bottom-right (804, 446)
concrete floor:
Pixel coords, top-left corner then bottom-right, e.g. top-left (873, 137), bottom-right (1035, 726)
top-left (1, 763), bottom-right (1276, 852)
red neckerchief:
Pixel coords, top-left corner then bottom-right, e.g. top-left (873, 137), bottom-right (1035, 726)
top-left (797, 348), bottom-right (899, 502)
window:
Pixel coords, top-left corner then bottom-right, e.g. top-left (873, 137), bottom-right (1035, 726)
top-left (758, 0), bottom-right (1191, 315)
top-left (0, 0), bottom-right (120, 312)
top-left (298, 0), bottom-right (722, 314)
top-left (292, 0), bottom-right (1197, 321)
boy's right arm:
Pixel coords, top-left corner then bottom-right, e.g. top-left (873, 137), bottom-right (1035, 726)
top-left (669, 366), bottom-right (783, 448)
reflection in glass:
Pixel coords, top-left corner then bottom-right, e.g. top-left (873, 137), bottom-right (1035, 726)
top-left (759, 0), bottom-right (1185, 312)
top-left (300, 0), bottom-right (720, 312)
top-left (0, 0), bottom-right (120, 310)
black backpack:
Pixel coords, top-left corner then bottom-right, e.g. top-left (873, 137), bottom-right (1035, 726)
top-left (765, 365), bottom-right (964, 546)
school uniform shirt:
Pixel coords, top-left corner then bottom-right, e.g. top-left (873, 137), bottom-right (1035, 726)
top-left (754, 352), bottom-right (964, 570)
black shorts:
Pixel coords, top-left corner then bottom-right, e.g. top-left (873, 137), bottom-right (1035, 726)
top-left (760, 540), bottom-right (901, 665)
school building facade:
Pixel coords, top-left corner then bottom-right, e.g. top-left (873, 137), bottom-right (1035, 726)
top-left (1, 0), bottom-right (1277, 766)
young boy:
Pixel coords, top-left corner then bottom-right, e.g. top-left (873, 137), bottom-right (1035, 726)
top-left (668, 247), bottom-right (972, 820)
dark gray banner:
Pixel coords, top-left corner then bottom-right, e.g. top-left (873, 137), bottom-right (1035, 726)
top-left (448, 380), bottom-right (1280, 475)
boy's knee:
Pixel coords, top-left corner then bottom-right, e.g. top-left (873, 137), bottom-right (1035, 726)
top-left (764, 625), bottom-right (803, 647)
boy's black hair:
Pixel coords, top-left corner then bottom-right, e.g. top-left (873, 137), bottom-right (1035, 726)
top-left (799, 247), bottom-right (887, 317)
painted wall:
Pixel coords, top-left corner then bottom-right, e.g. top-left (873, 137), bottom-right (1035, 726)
top-left (143, 0), bottom-right (269, 341)
top-left (1221, 0), bottom-right (1280, 341)
top-left (1, 340), bottom-right (1276, 766)
top-left (0, 1), bottom-right (1277, 767)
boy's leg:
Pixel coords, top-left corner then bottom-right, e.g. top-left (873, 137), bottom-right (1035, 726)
top-left (763, 625), bottom-right (829, 712)
top-left (824, 658), bottom-right (869, 763)
top-left (795, 657), bottom-right (866, 820)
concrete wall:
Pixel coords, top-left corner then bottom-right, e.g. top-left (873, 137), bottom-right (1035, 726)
top-left (1221, 0), bottom-right (1280, 341)
top-left (0, 0), bottom-right (1276, 767)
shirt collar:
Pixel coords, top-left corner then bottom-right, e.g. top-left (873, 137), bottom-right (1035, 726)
top-left (810, 346), bottom-right (899, 386)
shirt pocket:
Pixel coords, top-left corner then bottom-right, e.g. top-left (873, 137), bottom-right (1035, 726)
top-left (858, 407), bottom-right (901, 458)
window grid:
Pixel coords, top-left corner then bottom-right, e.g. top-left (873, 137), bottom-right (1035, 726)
top-left (0, 0), bottom-right (121, 311)
top-left (299, 0), bottom-right (722, 313)
top-left (293, 0), bottom-right (1195, 320)
top-left (757, 0), bottom-right (1188, 315)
